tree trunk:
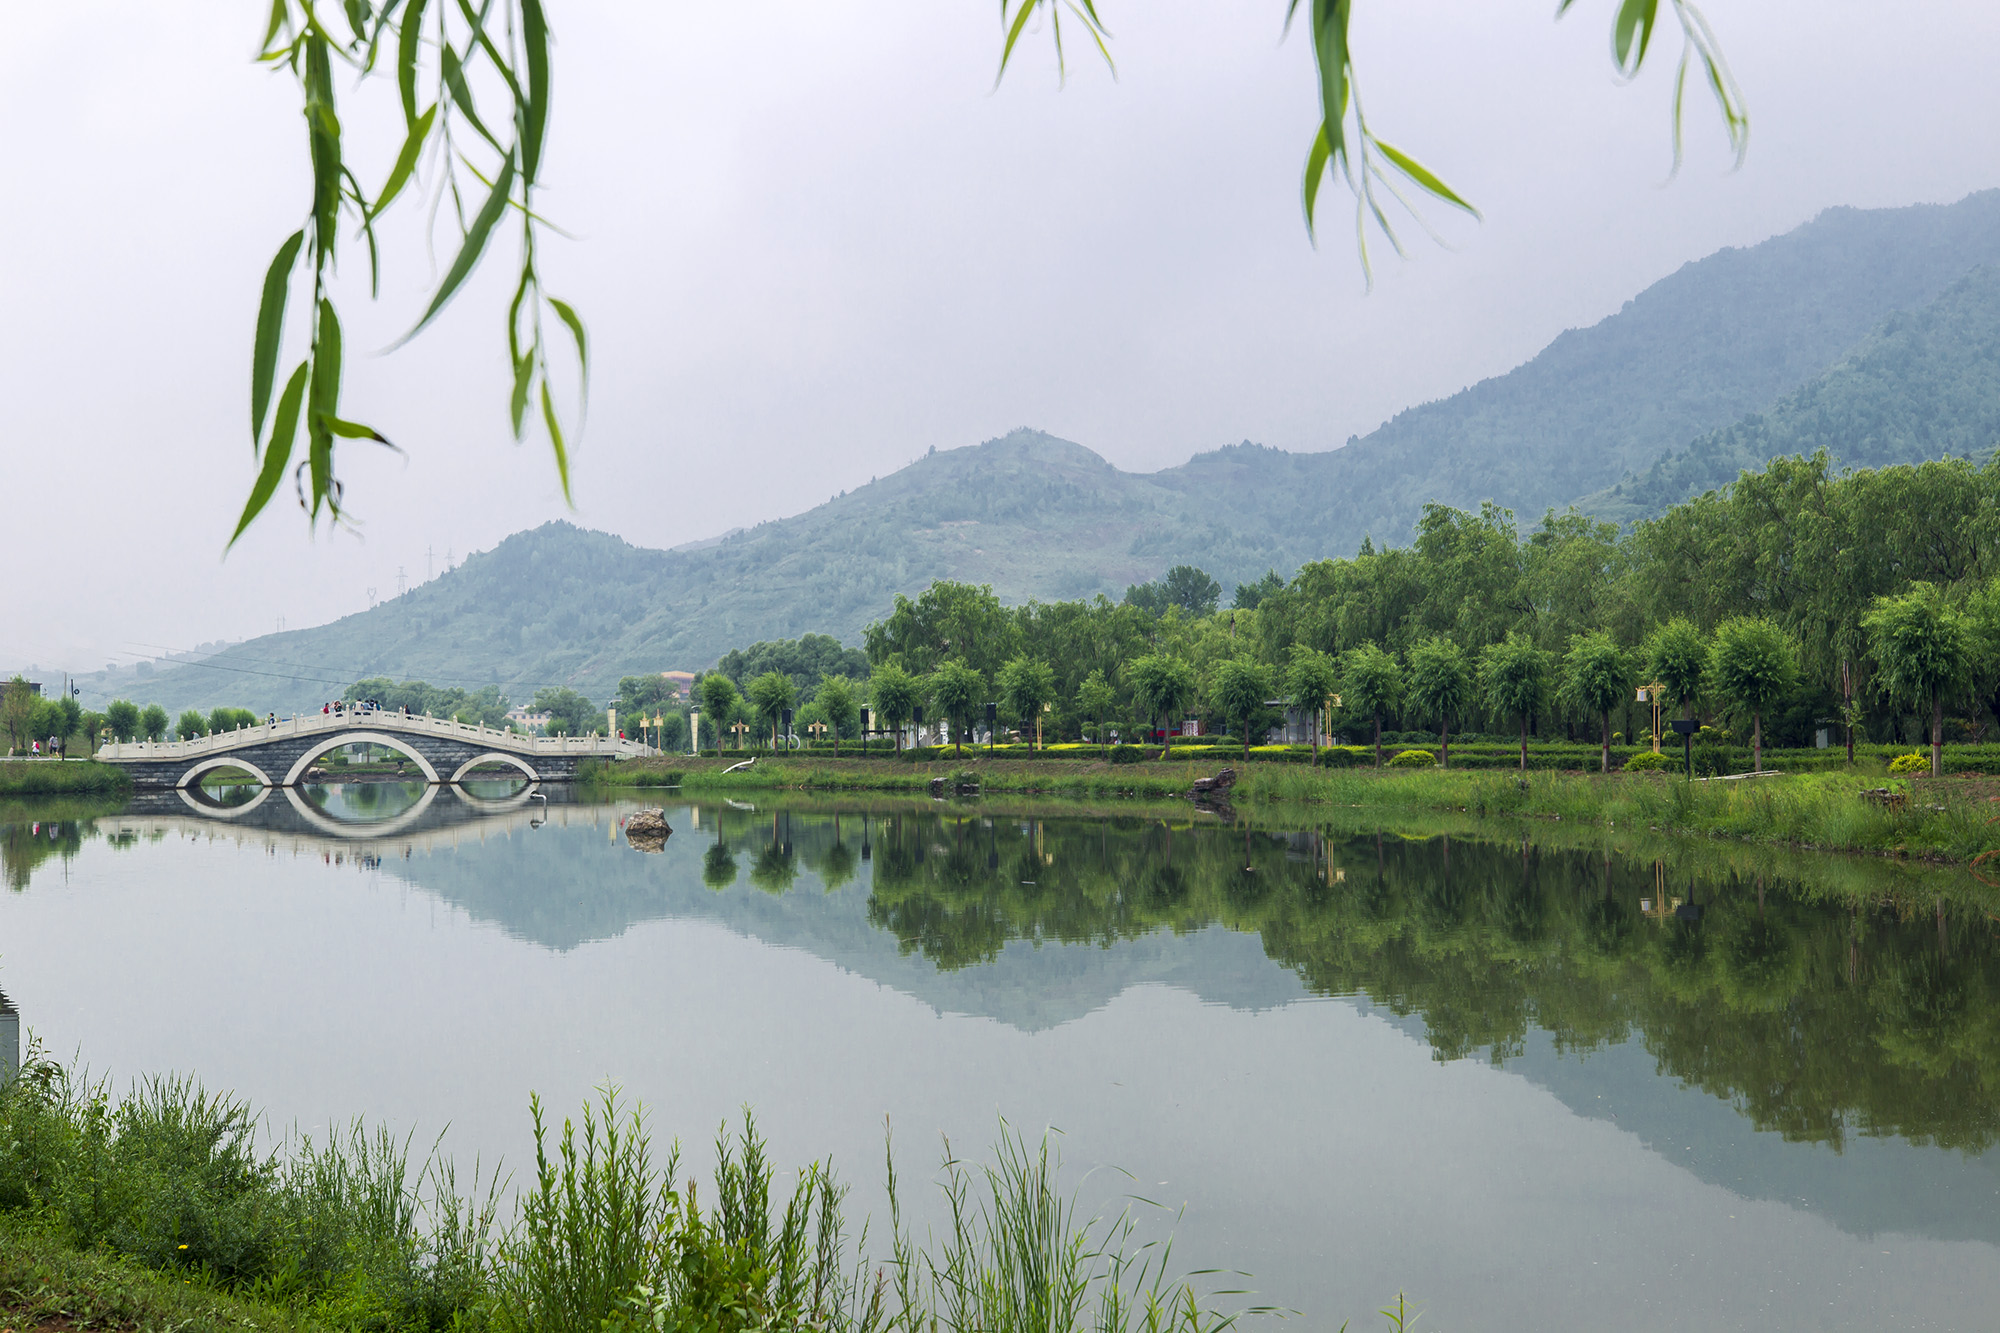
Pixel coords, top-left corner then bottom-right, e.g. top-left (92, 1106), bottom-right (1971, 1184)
top-left (1519, 716), bottom-right (1528, 773)
top-left (1601, 714), bottom-right (1610, 774)
top-left (1440, 721), bottom-right (1450, 770)
top-left (1752, 711), bottom-right (1762, 774)
top-left (1162, 714), bottom-right (1173, 760)
top-left (1373, 713), bottom-right (1383, 768)
top-left (1932, 694), bottom-right (1943, 778)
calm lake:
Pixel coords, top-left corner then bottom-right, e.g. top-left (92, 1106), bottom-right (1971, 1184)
top-left (3, 782), bottom-right (1998, 1330)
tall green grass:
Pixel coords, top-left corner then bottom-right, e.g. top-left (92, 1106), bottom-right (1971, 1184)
top-left (0, 760), bottom-right (129, 796)
top-left (0, 1053), bottom-right (1277, 1332)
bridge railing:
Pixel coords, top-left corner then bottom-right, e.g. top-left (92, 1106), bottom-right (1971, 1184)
top-left (95, 710), bottom-right (650, 763)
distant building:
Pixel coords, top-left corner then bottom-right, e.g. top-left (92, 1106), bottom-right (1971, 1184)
top-left (661, 671), bottom-right (695, 700)
top-left (505, 706), bottom-right (553, 733)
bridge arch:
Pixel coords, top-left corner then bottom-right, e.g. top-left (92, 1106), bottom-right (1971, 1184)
top-left (174, 779), bottom-right (274, 819)
top-left (283, 731), bottom-right (442, 788)
top-left (177, 754), bottom-right (278, 792)
top-left (281, 783), bottom-right (442, 839)
top-left (449, 751), bottom-right (542, 784)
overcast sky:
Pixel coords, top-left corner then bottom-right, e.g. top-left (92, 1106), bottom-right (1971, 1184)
top-left (2, 2), bottom-right (1994, 674)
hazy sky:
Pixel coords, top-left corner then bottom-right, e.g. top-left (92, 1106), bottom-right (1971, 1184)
top-left (3, 2), bottom-right (1994, 673)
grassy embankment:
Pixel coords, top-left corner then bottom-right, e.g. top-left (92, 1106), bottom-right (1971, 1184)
top-left (587, 752), bottom-right (2000, 865)
top-left (0, 761), bottom-right (129, 798)
top-left (0, 1061), bottom-right (1272, 1333)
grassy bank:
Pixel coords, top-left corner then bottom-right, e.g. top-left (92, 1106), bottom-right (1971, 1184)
top-left (588, 755), bottom-right (2000, 865)
top-left (0, 1053), bottom-right (1273, 1333)
top-left (0, 761), bottom-right (129, 798)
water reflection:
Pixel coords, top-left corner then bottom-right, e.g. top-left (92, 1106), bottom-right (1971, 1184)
top-left (5, 792), bottom-right (1999, 1252)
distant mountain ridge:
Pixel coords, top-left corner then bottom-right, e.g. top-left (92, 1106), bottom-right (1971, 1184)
top-left (82, 190), bottom-right (2000, 714)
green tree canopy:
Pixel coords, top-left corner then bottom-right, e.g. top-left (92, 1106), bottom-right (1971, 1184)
top-left (139, 704), bottom-right (170, 743)
top-left (1862, 584), bottom-right (1972, 777)
top-left (1211, 658), bottom-right (1274, 759)
top-left (868, 663), bottom-right (921, 751)
top-left (1128, 653), bottom-right (1197, 754)
top-left (1558, 631), bottom-right (1634, 773)
top-left (997, 657), bottom-right (1057, 746)
top-left (532, 687), bottom-right (603, 737)
top-left (1480, 633), bottom-right (1553, 773)
top-left (1284, 645), bottom-right (1340, 763)
top-left (1405, 636), bottom-right (1475, 768)
top-left (698, 673), bottom-right (741, 746)
top-left (813, 675), bottom-right (860, 740)
top-left (746, 671), bottom-right (798, 748)
top-left (1644, 618), bottom-right (1709, 716)
top-left (175, 710), bottom-right (208, 741)
top-left (1707, 618), bottom-right (1800, 774)
top-left (1076, 669), bottom-right (1116, 742)
top-left (104, 700), bottom-right (141, 743)
top-left (928, 660), bottom-right (985, 755)
top-left (1339, 642), bottom-right (1404, 767)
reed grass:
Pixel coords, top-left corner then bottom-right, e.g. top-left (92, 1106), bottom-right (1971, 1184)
top-left (0, 1052), bottom-right (1279, 1333)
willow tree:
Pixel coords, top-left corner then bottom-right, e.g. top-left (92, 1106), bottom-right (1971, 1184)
top-left (1862, 585), bottom-right (1972, 778)
top-left (1559, 631), bottom-right (1634, 774)
top-left (237, 2), bottom-right (1744, 538)
top-left (997, 657), bottom-right (1057, 748)
top-left (1129, 654), bottom-right (1197, 757)
top-left (1285, 645), bottom-right (1340, 766)
top-left (1480, 633), bottom-right (1552, 774)
top-left (868, 664), bottom-right (920, 752)
top-left (929, 660), bottom-right (985, 755)
top-left (1406, 636), bottom-right (1474, 769)
top-left (1339, 642), bottom-right (1403, 768)
top-left (1213, 658), bottom-right (1275, 760)
top-left (1708, 617), bottom-right (1799, 775)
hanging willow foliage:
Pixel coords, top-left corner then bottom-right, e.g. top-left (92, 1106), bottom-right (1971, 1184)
top-left (238, 0), bottom-right (582, 545)
top-left (239, 1), bottom-right (1743, 540)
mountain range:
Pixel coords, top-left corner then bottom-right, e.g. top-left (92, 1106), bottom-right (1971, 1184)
top-left (83, 189), bottom-right (2000, 715)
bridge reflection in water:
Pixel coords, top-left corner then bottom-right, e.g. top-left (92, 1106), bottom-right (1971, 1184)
top-left (113, 780), bottom-right (591, 859)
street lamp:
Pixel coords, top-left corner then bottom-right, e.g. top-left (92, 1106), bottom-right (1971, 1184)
top-left (1636, 683), bottom-right (1666, 754)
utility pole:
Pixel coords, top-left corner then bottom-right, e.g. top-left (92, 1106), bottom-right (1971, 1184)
top-left (366, 586), bottom-right (378, 608)
top-left (397, 566), bottom-right (407, 597)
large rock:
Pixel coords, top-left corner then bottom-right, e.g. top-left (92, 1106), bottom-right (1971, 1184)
top-left (624, 807), bottom-right (672, 853)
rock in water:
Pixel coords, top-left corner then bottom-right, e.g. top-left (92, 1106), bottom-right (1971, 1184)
top-left (624, 807), bottom-right (672, 852)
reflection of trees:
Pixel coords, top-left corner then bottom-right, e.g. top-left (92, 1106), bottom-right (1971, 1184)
top-left (840, 808), bottom-right (2000, 1152)
top-left (702, 839), bottom-right (738, 890)
top-left (1, 820), bottom-right (86, 892)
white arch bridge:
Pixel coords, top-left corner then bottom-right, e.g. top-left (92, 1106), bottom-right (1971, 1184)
top-left (95, 711), bottom-right (650, 790)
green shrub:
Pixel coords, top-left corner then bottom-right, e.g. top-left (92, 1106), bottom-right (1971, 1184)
top-left (1386, 749), bottom-right (1436, 768)
top-left (1108, 746), bottom-right (1147, 765)
top-left (1889, 752), bottom-right (1929, 775)
top-left (1622, 750), bottom-right (1671, 772)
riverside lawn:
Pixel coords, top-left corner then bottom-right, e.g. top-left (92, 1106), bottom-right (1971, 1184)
top-left (587, 753), bottom-right (2000, 866)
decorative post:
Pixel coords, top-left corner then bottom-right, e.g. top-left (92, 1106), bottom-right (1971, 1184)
top-left (807, 720), bottom-right (828, 749)
top-left (688, 710), bottom-right (700, 756)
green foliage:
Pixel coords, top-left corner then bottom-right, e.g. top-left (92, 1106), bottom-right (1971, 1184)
top-left (1708, 617), bottom-right (1800, 768)
top-left (1404, 636), bottom-right (1473, 758)
top-left (207, 707), bottom-right (261, 736)
top-left (1108, 745), bottom-right (1147, 765)
top-left (1889, 752), bottom-right (1930, 775)
top-left (716, 634), bottom-right (870, 693)
top-left (138, 704), bottom-right (169, 742)
top-left (868, 664), bottom-right (921, 749)
top-left (1128, 655), bottom-right (1197, 744)
top-left (241, 0), bottom-right (580, 539)
top-left (1386, 748), bottom-right (1435, 768)
top-left (1211, 658), bottom-right (1275, 755)
top-left (814, 675), bottom-right (861, 739)
top-left (1, 679), bottom-right (39, 754)
top-left (928, 660), bottom-right (986, 753)
top-left (175, 709), bottom-right (208, 741)
top-left (997, 657), bottom-right (1057, 740)
top-left (533, 687), bottom-right (603, 737)
top-left (1127, 565), bottom-right (1220, 618)
top-left (1644, 617), bottom-right (1709, 711)
top-left (1558, 630), bottom-right (1634, 770)
top-left (1479, 633), bottom-right (1553, 769)
top-left (866, 581), bottom-right (1016, 680)
top-left (104, 700), bottom-right (141, 743)
top-left (1076, 670), bottom-right (1117, 743)
top-left (1231, 569), bottom-right (1285, 610)
top-left (699, 674), bottom-right (742, 736)
top-left (745, 671), bottom-right (798, 747)
top-left (1622, 749), bottom-right (1672, 771)
top-left (347, 677), bottom-right (511, 728)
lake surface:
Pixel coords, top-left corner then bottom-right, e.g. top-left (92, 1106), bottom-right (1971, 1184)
top-left (3, 784), bottom-right (1999, 1330)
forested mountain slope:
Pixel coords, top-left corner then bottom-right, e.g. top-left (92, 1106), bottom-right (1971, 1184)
top-left (84, 191), bottom-right (2000, 715)
top-left (1578, 264), bottom-right (2000, 522)
top-left (1152, 189), bottom-right (2000, 559)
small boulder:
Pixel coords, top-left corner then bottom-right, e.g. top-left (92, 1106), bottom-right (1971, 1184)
top-left (624, 807), bottom-right (672, 852)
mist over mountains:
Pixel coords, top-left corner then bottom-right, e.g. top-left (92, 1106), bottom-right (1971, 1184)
top-left (83, 190), bottom-right (2000, 716)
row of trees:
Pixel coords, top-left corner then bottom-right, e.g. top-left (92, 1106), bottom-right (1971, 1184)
top-left (659, 452), bottom-right (2000, 771)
